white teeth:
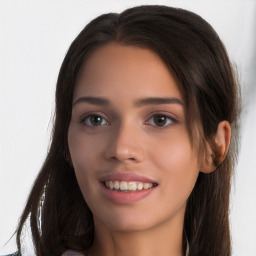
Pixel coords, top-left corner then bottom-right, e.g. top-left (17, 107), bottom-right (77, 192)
top-left (143, 183), bottom-right (150, 189)
top-left (128, 181), bottom-right (137, 191)
top-left (104, 180), bottom-right (156, 192)
top-left (109, 180), bottom-right (114, 190)
top-left (120, 181), bottom-right (128, 191)
top-left (114, 180), bottom-right (119, 190)
top-left (137, 182), bottom-right (143, 190)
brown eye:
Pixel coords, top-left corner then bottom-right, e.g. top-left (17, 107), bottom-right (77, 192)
top-left (82, 115), bottom-right (109, 126)
top-left (155, 115), bottom-right (168, 126)
top-left (147, 114), bottom-right (174, 127)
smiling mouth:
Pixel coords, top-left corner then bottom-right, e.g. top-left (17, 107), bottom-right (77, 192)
top-left (104, 180), bottom-right (158, 192)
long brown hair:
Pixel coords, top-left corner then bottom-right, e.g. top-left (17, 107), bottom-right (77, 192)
top-left (15, 5), bottom-right (241, 256)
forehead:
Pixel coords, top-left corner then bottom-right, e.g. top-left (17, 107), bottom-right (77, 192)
top-left (74, 43), bottom-right (183, 102)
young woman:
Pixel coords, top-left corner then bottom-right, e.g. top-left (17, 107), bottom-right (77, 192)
top-left (14, 5), bottom-right (240, 256)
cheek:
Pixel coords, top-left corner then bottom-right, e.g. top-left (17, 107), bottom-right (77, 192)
top-left (149, 131), bottom-right (199, 200)
top-left (68, 129), bottom-right (104, 170)
top-left (149, 128), bottom-right (198, 169)
top-left (67, 129), bottom-right (104, 199)
top-left (67, 131), bottom-right (100, 208)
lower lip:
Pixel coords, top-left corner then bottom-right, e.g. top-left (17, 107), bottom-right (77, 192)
top-left (100, 182), bottom-right (157, 204)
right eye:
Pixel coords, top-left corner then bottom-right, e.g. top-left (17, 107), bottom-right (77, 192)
top-left (81, 114), bottom-right (109, 127)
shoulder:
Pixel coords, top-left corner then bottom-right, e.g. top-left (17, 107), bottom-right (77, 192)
top-left (62, 250), bottom-right (85, 256)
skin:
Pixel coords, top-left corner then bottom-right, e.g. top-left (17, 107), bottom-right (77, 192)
top-left (68, 43), bottom-right (230, 256)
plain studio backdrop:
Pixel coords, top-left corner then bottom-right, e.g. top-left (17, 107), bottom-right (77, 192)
top-left (0, 0), bottom-right (255, 255)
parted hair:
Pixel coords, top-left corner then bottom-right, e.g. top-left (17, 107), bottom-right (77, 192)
top-left (15, 5), bottom-right (240, 256)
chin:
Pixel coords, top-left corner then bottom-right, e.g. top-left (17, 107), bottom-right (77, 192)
top-left (95, 209), bottom-right (160, 233)
top-left (107, 221), bottom-right (154, 233)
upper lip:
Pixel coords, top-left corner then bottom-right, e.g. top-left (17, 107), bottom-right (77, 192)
top-left (100, 171), bottom-right (158, 184)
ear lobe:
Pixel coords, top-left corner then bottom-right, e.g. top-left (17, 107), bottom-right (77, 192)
top-left (200, 121), bottom-right (231, 173)
top-left (200, 142), bottom-right (215, 173)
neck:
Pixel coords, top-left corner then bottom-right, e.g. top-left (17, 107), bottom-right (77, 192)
top-left (88, 213), bottom-right (185, 256)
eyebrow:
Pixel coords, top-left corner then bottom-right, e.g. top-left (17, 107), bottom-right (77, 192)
top-left (134, 97), bottom-right (184, 107)
top-left (73, 96), bottom-right (109, 107)
top-left (72, 96), bottom-right (184, 107)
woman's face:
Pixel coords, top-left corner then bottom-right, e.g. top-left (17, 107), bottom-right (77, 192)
top-left (68, 43), bottom-right (200, 232)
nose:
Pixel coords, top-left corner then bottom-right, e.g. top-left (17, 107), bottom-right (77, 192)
top-left (104, 123), bottom-right (145, 163)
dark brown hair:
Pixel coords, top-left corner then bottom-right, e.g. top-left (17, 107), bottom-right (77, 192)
top-left (15, 5), bottom-right (240, 256)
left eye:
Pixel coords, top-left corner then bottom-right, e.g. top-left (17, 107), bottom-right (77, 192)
top-left (82, 115), bottom-right (109, 127)
top-left (146, 114), bottom-right (174, 127)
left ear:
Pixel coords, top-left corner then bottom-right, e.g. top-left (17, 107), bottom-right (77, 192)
top-left (200, 121), bottom-right (231, 173)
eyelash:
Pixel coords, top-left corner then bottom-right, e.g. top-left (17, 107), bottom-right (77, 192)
top-left (80, 113), bottom-right (110, 127)
top-left (80, 113), bottom-right (178, 129)
top-left (145, 114), bottom-right (177, 128)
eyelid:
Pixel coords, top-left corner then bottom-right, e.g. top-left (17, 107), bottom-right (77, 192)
top-left (80, 112), bottom-right (110, 126)
top-left (145, 112), bottom-right (178, 128)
